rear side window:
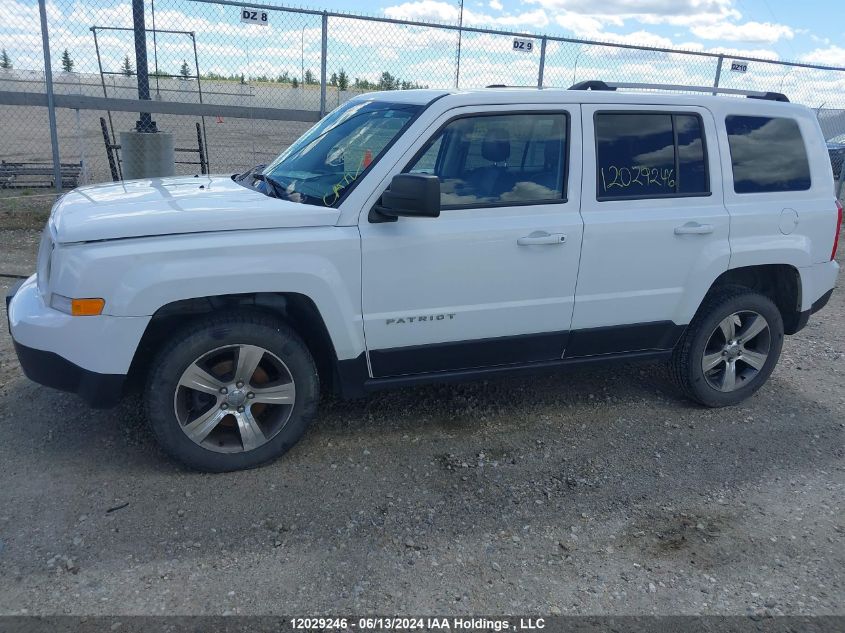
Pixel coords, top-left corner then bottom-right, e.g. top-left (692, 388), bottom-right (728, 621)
top-left (595, 112), bottom-right (710, 200)
top-left (725, 115), bottom-right (811, 193)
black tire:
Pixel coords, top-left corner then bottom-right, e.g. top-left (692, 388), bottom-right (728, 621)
top-left (669, 286), bottom-right (784, 407)
top-left (144, 310), bottom-right (319, 472)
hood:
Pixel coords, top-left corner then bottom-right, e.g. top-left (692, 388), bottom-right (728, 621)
top-left (50, 175), bottom-right (341, 243)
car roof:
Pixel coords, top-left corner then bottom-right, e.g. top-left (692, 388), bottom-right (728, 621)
top-left (360, 86), bottom-right (810, 116)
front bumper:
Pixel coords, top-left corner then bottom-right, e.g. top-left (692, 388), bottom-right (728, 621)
top-left (6, 276), bottom-right (148, 409)
top-left (10, 338), bottom-right (126, 408)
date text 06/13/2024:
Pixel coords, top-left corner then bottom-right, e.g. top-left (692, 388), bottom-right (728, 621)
top-left (289, 617), bottom-right (547, 631)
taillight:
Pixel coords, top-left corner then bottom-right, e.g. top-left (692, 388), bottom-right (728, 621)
top-left (833, 199), bottom-right (843, 261)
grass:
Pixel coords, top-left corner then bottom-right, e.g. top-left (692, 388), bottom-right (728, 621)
top-left (0, 190), bottom-right (56, 228)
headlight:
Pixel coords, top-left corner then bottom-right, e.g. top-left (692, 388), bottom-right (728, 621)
top-left (50, 294), bottom-right (105, 316)
top-left (36, 226), bottom-right (54, 298)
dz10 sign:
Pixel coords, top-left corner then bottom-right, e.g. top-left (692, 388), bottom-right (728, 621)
top-left (240, 8), bottom-right (269, 25)
top-left (730, 60), bottom-right (748, 73)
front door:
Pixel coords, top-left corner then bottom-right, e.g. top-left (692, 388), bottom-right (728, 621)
top-left (359, 106), bottom-right (584, 377)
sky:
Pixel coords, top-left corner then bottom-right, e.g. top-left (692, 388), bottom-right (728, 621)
top-left (2, 0), bottom-right (844, 108)
top-left (310, 0), bottom-right (843, 64)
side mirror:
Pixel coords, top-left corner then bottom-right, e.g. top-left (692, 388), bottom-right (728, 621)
top-left (369, 174), bottom-right (440, 223)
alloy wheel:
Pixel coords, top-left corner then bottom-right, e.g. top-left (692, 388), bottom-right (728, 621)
top-left (701, 311), bottom-right (771, 392)
top-left (173, 344), bottom-right (296, 453)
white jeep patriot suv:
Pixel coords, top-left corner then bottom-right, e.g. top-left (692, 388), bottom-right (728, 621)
top-left (7, 81), bottom-right (841, 471)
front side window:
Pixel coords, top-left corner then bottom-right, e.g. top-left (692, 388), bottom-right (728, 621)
top-left (258, 98), bottom-right (421, 207)
top-left (404, 112), bottom-right (568, 208)
top-left (595, 112), bottom-right (710, 200)
top-left (725, 115), bottom-right (811, 193)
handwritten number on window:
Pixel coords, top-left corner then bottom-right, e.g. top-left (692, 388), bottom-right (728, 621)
top-left (601, 166), bottom-right (675, 193)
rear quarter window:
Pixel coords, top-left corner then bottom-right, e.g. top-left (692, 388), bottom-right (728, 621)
top-left (725, 115), bottom-right (811, 194)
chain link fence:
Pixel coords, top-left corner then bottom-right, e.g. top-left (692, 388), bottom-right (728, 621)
top-left (2, 0), bottom-right (845, 204)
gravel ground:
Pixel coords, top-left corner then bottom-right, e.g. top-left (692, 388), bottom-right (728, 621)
top-left (0, 221), bottom-right (842, 616)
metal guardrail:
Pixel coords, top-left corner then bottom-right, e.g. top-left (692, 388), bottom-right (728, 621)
top-left (0, 91), bottom-right (321, 122)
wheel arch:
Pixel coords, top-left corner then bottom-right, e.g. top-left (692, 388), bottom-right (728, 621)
top-left (703, 264), bottom-right (803, 334)
top-left (127, 292), bottom-right (343, 394)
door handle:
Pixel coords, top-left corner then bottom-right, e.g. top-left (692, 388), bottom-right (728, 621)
top-left (674, 222), bottom-right (714, 235)
top-left (517, 231), bottom-right (567, 246)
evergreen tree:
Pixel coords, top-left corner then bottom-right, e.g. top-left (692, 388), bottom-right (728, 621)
top-left (304, 69), bottom-right (315, 85)
top-left (60, 49), bottom-right (74, 73)
top-left (277, 71), bottom-right (290, 83)
top-left (291, 77), bottom-right (299, 89)
top-left (378, 71), bottom-right (397, 91)
top-left (179, 60), bottom-right (191, 79)
top-left (337, 69), bottom-right (348, 91)
top-left (0, 49), bottom-right (12, 70)
top-left (330, 72), bottom-right (337, 87)
top-left (121, 54), bottom-right (133, 76)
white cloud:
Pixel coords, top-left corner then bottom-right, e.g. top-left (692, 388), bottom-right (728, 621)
top-left (801, 45), bottom-right (845, 66)
top-left (384, 1), bottom-right (549, 29)
top-left (691, 21), bottom-right (793, 44)
top-left (489, 0), bottom-right (504, 10)
top-left (385, 0), bottom-right (459, 23)
top-left (553, 12), bottom-right (615, 39)
top-left (529, 0), bottom-right (740, 27)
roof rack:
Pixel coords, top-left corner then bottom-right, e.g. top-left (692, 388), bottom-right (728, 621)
top-left (568, 80), bottom-right (789, 102)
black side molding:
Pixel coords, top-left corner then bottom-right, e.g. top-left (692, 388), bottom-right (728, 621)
top-left (369, 330), bottom-right (569, 378)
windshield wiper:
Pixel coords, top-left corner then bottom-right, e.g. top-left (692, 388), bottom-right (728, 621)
top-left (236, 163), bottom-right (266, 183)
top-left (252, 172), bottom-right (287, 199)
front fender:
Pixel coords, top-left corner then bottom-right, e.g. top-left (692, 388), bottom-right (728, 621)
top-left (49, 227), bottom-right (365, 361)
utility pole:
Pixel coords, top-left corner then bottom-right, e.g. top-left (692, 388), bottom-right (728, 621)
top-left (454, 0), bottom-right (463, 89)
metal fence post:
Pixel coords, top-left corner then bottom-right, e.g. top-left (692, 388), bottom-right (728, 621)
top-left (537, 36), bottom-right (547, 88)
top-left (191, 32), bottom-right (210, 171)
top-left (320, 12), bottom-right (327, 118)
top-left (132, 0), bottom-right (156, 132)
top-left (713, 55), bottom-right (724, 95)
top-left (38, 0), bottom-right (62, 192)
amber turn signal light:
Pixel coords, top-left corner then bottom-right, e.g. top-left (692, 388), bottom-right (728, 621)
top-left (70, 298), bottom-right (105, 316)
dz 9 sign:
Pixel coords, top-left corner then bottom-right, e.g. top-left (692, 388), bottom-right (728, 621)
top-left (512, 38), bottom-right (534, 53)
top-left (240, 8), bottom-right (269, 25)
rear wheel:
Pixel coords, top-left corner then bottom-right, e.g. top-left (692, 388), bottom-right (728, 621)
top-left (670, 287), bottom-right (784, 407)
top-left (145, 311), bottom-right (319, 472)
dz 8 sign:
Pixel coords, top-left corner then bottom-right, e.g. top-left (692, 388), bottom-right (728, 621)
top-left (240, 8), bottom-right (269, 25)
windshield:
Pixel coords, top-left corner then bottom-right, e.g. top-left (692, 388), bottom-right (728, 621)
top-left (255, 99), bottom-right (422, 207)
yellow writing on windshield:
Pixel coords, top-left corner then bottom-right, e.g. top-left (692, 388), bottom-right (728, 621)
top-left (322, 149), bottom-right (372, 206)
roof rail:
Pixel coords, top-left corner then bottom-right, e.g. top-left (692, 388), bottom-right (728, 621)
top-left (568, 80), bottom-right (789, 102)
top-left (569, 80), bottom-right (615, 91)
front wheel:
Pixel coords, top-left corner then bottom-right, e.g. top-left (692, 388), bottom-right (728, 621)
top-left (670, 287), bottom-right (784, 407)
top-left (144, 311), bottom-right (319, 472)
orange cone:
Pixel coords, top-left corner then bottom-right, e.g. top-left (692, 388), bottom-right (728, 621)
top-left (363, 149), bottom-right (373, 168)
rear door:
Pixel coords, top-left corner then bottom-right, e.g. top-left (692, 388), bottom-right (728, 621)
top-left (359, 105), bottom-right (584, 377)
top-left (571, 104), bottom-right (731, 357)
